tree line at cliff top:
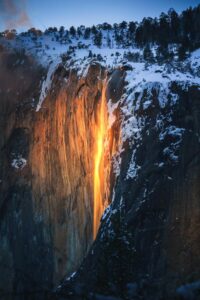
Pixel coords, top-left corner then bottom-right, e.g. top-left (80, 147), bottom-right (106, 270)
top-left (1, 5), bottom-right (200, 57)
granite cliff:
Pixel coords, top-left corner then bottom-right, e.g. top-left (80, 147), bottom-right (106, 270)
top-left (0, 17), bottom-right (200, 300)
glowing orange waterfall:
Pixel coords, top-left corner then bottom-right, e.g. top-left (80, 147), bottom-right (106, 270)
top-left (93, 83), bottom-right (107, 239)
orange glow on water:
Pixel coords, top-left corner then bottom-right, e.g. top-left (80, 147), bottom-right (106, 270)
top-left (93, 84), bottom-right (107, 239)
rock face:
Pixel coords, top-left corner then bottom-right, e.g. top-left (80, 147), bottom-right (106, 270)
top-left (0, 49), bottom-right (119, 299)
top-left (57, 81), bottom-right (200, 299)
top-left (1, 46), bottom-right (200, 300)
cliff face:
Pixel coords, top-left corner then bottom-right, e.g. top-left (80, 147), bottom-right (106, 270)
top-left (57, 78), bottom-right (200, 299)
top-left (0, 49), bottom-right (121, 299)
top-left (1, 44), bottom-right (200, 300)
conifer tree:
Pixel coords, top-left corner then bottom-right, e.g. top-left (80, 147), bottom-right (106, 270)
top-left (94, 30), bottom-right (102, 47)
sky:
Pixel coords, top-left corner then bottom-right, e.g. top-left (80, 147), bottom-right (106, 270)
top-left (0, 0), bottom-right (199, 31)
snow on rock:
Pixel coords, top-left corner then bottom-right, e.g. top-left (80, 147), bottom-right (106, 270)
top-left (156, 162), bottom-right (165, 168)
top-left (11, 156), bottom-right (27, 170)
top-left (163, 147), bottom-right (179, 162)
top-left (121, 114), bottom-right (142, 145)
top-left (107, 99), bottom-right (119, 129)
top-left (36, 58), bottom-right (61, 111)
top-left (126, 149), bottom-right (141, 180)
top-left (112, 151), bottom-right (122, 177)
top-left (159, 126), bottom-right (185, 141)
top-left (189, 48), bottom-right (200, 75)
top-left (160, 126), bottom-right (185, 163)
top-left (101, 205), bottom-right (111, 222)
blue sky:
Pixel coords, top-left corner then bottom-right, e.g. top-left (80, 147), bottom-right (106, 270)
top-left (0, 0), bottom-right (200, 31)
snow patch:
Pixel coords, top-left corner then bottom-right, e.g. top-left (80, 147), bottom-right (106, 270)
top-left (11, 157), bottom-right (27, 169)
top-left (107, 99), bottom-right (119, 128)
top-left (36, 58), bottom-right (61, 111)
top-left (126, 149), bottom-right (141, 180)
top-left (159, 126), bottom-right (185, 141)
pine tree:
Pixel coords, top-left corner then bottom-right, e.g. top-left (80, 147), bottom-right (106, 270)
top-left (128, 21), bottom-right (136, 42)
top-left (156, 44), bottom-right (170, 62)
top-left (178, 45), bottom-right (187, 61)
top-left (59, 26), bottom-right (65, 37)
top-left (168, 9), bottom-right (179, 43)
top-left (158, 13), bottom-right (170, 45)
top-left (94, 30), bottom-right (102, 47)
top-left (69, 26), bottom-right (76, 37)
top-left (106, 32), bottom-right (112, 48)
top-left (135, 26), bottom-right (144, 47)
top-left (88, 50), bottom-right (93, 58)
top-left (101, 22), bottom-right (112, 30)
top-left (143, 44), bottom-right (154, 62)
top-left (77, 27), bottom-right (82, 38)
top-left (115, 33), bottom-right (123, 47)
top-left (84, 27), bottom-right (91, 39)
top-left (119, 21), bottom-right (127, 30)
top-left (91, 25), bottom-right (98, 35)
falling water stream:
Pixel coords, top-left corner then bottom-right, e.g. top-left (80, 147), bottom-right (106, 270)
top-left (93, 83), bottom-right (107, 239)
